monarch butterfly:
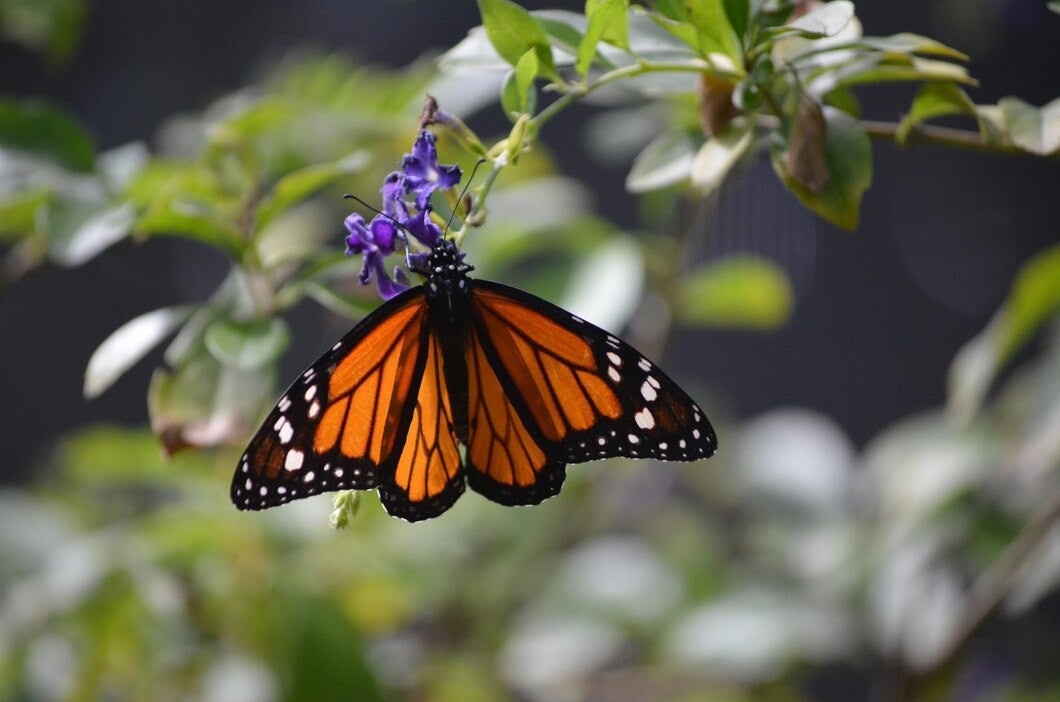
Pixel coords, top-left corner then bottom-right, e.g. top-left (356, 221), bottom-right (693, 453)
top-left (231, 236), bottom-right (717, 521)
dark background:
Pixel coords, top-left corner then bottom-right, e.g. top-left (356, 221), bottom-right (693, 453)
top-left (1, 0), bottom-right (1058, 481)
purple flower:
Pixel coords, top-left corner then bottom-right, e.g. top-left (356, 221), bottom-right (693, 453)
top-left (401, 131), bottom-right (462, 210)
top-left (342, 128), bottom-right (463, 300)
top-left (344, 212), bottom-right (407, 299)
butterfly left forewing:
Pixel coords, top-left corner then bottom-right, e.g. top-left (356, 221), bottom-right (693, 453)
top-left (232, 289), bottom-right (429, 510)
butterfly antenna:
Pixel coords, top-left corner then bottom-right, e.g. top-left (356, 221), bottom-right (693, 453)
top-left (443, 158), bottom-right (487, 238)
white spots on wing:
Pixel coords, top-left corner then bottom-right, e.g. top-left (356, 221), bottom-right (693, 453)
top-left (646, 375), bottom-right (661, 389)
top-left (278, 395), bottom-right (292, 412)
top-left (285, 449), bottom-right (304, 471)
top-left (244, 478), bottom-right (252, 491)
top-left (334, 468), bottom-right (344, 478)
top-left (606, 336), bottom-right (620, 348)
top-left (635, 407), bottom-right (655, 430)
top-left (259, 486), bottom-right (268, 496)
top-left (640, 381), bottom-right (657, 402)
top-left (606, 351), bottom-right (621, 366)
top-left (638, 358), bottom-right (651, 372)
top-left (608, 366), bottom-right (621, 382)
top-left (628, 433), bottom-right (640, 444)
top-left (303, 471), bottom-right (315, 483)
top-left (308, 400), bottom-right (320, 419)
top-left (332, 341), bottom-right (342, 351)
top-left (277, 486), bottom-right (287, 495)
top-left (276, 418), bottom-right (293, 444)
top-left (572, 315), bottom-right (584, 324)
top-left (679, 439), bottom-right (686, 448)
top-left (659, 442), bottom-right (668, 450)
top-left (304, 385), bottom-right (317, 401)
top-left (693, 428), bottom-right (701, 439)
top-left (597, 437), bottom-right (607, 446)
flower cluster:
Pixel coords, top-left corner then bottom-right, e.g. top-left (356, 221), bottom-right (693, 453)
top-left (344, 130), bottom-right (462, 299)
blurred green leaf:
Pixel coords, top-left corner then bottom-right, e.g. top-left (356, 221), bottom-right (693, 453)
top-left (255, 153), bottom-right (369, 232)
top-left (47, 202), bottom-right (135, 267)
top-left (771, 106), bottom-right (871, 230)
top-left (149, 349), bottom-right (275, 454)
top-left (0, 98), bottom-right (95, 171)
top-left (783, 95), bottom-right (830, 194)
top-left (948, 245), bottom-right (1060, 423)
top-left (577, 0), bottom-right (629, 78)
top-left (476, 0), bottom-right (560, 81)
top-left (0, 0), bottom-right (86, 64)
top-left (84, 305), bottom-right (196, 399)
top-left (137, 206), bottom-right (247, 257)
top-left (897, 82), bottom-right (978, 145)
top-left (626, 129), bottom-right (696, 193)
top-left (766, 0), bottom-right (854, 40)
top-left (690, 123), bottom-right (752, 195)
top-left (851, 33), bottom-right (969, 61)
top-left (678, 257), bottom-right (793, 328)
top-left (501, 48), bottom-right (539, 118)
top-left (723, 0), bottom-right (749, 41)
top-left (536, 11), bottom-right (588, 58)
top-left (683, 0), bottom-right (741, 61)
top-left (205, 317), bottom-right (291, 369)
top-left (991, 96), bottom-right (1060, 156)
top-left (279, 597), bottom-right (385, 701)
top-left (811, 55), bottom-right (975, 95)
top-left (60, 424), bottom-right (213, 484)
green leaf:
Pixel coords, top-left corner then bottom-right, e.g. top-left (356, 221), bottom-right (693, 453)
top-left (256, 153), bottom-right (369, 232)
top-left (779, 0), bottom-right (853, 39)
top-left (137, 206), bottom-right (246, 257)
top-left (897, 82), bottom-right (978, 145)
top-left (0, 98), bottom-right (95, 171)
top-left (995, 96), bottom-right (1060, 156)
top-left (722, 0), bottom-right (750, 40)
top-left (84, 305), bottom-right (196, 399)
top-left (0, 0), bottom-right (87, 64)
top-left (783, 95), bottom-right (830, 194)
top-left (1051, 0), bottom-right (1060, 14)
top-left (577, 0), bottom-right (629, 78)
top-left (536, 12), bottom-right (588, 58)
top-left (811, 55), bottom-right (976, 95)
top-left (626, 129), bottom-right (697, 192)
top-left (149, 349), bottom-right (276, 454)
top-left (516, 48), bottom-right (540, 114)
top-left (854, 33), bottom-right (969, 61)
top-left (771, 106), bottom-right (871, 230)
top-left (204, 317), bottom-right (291, 368)
top-left (476, 0), bottom-right (560, 81)
top-left (678, 257), bottom-right (793, 329)
top-left (47, 202), bottom-right (135, 267)
top-left (948, 245), bottom-right (1060, 423)
top-left (683, 0), bottom-right (741, 61)
top-left (690, 124), bottom-right (752, 195)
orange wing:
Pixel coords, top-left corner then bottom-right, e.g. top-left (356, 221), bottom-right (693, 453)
top-left (465, 280), bottom-right (716, 506)
top-left (232, 290), bottom-right (429, 510)
top-left (377, 329), bottom-right (465, 521)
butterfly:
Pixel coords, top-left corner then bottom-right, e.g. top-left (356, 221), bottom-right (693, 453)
top-left (232, 237), bottom-right (716, 521)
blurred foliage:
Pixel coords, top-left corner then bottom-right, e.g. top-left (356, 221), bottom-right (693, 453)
top-left (1, 0), bottom-right (1059, 700)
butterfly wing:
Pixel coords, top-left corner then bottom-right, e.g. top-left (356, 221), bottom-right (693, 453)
top-left (464, 280), bottom-right (716, 506)
top-left (232, 288), bottom-right (430, 510)
top-left (377, 328), bottom-right (465, 521)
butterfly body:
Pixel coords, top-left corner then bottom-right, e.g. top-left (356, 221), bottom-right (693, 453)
top-left (233, 238), bottom-right (716, 521)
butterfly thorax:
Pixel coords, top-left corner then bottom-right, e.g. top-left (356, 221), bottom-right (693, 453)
top-left (423, 238), bottom-right (474, 326)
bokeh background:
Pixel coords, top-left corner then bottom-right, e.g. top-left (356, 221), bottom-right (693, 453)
top-left (2, 1), bottom-right (1059, 700)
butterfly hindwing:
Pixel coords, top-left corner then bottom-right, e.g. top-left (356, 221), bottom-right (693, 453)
top-left (232, 288), bottom-right (430, 510)
top-left (378, 330), bottom-right (466, 521)
top-left (468, 280), bottom-right (717, 478)
top-left (463, 325), bottom-right (566, 506)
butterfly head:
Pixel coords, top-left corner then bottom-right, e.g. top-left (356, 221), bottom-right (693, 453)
top-left (416, 238), bottom-right (474, 300)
